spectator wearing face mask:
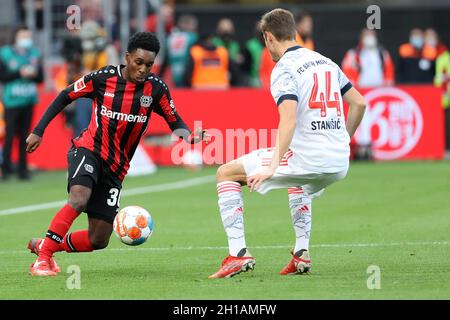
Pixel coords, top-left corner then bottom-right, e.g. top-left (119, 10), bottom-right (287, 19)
top-left (423, 28), bottom-right (447, 61)
top-left (213, 18), bottom-right (241, 63)
top-left (341, 28), bottom-right (394, 88)
top-left (397, 28), bottom-right (443, 83)
top-left (212, 18), bottom-right (243, 86)
top-left (0, 26), bottom-right (43, 180)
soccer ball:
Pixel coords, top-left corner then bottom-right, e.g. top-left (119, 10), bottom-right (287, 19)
top-left (113, 206), bottom-right (154, 246)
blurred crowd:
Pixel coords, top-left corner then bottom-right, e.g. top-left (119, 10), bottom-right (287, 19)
top-left (1, 2), bottom-right (450, 180)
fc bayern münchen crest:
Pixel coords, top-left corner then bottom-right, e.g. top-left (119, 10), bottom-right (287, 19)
top-left (140, 95), bottom-right (152, 108)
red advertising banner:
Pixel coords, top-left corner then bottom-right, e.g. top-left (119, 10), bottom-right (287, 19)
top-left (25, 85), bottom-right (444, 169)
top-left (356, 86), bottom-right (444, 160)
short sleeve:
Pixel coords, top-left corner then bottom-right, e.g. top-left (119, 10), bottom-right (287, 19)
top-left (336, 64), bottom-right (353, 96)
top-left (270, 68), bottom-right (298, 107)
top-left (153, 80), bottom-right (178, 124)
top-left (66, 71), bottom-right (97, 100)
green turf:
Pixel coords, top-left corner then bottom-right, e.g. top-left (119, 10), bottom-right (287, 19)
top-left (0, 161), bottom-right (449, 299)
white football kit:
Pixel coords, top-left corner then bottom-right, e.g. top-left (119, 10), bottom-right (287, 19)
top-left (240, 45), bottom-right (353, 196)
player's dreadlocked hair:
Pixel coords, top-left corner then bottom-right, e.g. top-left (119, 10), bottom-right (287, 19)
top-left (127, 32), bottom-right (160, 54)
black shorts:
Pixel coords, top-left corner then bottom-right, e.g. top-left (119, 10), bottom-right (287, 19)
top-left (67, 147), bottom-right (122, 224)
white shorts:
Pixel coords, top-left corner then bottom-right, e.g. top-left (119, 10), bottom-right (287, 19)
top-left (239, 148), bottom-right (348, 197)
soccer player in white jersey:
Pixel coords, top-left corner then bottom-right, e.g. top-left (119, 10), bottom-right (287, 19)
top-left (209, 8), bottom-right (366, 278)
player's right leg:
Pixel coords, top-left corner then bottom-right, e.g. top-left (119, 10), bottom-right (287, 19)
top-left (29, 185), bottom-right (92, 276)
top-left (29, 147), bottom-right (99, 276)
top-left (209, 160), bottom-right (255, 279)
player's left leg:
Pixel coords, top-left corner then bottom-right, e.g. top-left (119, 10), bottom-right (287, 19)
top-left (87, 217), bottom-right (113, 250)
top-left (280, 171), bottom-right (347, 275)
top-left (280, 187), bottom-right (313, 275)
top-left (209, 160), bottom-right (255, 279)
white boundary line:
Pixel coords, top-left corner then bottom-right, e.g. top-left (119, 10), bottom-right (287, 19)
top-left (1, 241), bottom-right (450, 255)
top-left (0, 175), bottom-right (216, 217)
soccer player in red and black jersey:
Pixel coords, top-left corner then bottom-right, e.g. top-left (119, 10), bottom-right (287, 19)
top-left (26, 32), bottom-right (209, 276)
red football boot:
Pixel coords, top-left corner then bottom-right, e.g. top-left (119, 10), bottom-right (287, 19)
top-left (29, 259), bottom-right (57, 276)
top-left (28, 238), bottom-right (62, 273)
top-left (280, 249), bottom-right (312, 275)
top-left (209, 249), bottom-right (255, 279)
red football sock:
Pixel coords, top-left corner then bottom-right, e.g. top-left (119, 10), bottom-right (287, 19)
top-left (39, 204), bottom-right (79, 261)
top-left (58, 230), bottom-right (93, 253)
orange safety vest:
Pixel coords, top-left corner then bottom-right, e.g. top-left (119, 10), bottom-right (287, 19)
top-left (399, 42), bottom-right (448, 62)
top-left (399, 43), bottom-right (422, 59)
top-left (190, 45), bottom-right (229, 89)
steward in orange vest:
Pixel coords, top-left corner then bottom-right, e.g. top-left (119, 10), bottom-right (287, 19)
top-left (185, 34), bottom-right (230, 89)
top-left (397, 28), bottom-right (447, 83)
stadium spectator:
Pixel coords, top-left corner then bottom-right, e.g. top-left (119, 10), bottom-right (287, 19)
top-left (341, 28), bottom-right (395, 88)
top-left (295, 11), bottom-right (315, 50)
top-left (212, 18), bottom-right (243, 86)
top-left (241, 21), bottom-right (265, 87)
top-left (166, 14), bottom-right (199, 87)
top-left (73, 20), bottom-right (119, 137)
top-left (434, 49), bottom-right (450, 151)
top-left (26, 31), bottom-right (209, 276)
top-left (213, 18), bottom-right (241, 64)
top-left (424, 28), bottom-right (447, 60)
top-left (0, 26), bottom-right (43, 180)
top-left (55, 34), bottom-right (84, 133)
top-left (398, 28), bottom-right (438, 83)
top-left (145, 0), bottom-right (175, 35)
top-left (184, 34), bottom-right (230, 89)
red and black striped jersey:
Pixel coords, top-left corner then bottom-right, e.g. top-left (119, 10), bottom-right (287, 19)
top-left (65, 65), bottom-right (187, 181)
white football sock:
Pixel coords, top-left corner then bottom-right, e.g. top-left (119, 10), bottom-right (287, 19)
top-left (288, 187), bottom-right (312, 253)
top-left (217, 181), bottom-right (246, 256)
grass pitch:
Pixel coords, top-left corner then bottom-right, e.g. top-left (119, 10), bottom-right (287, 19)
top-left (0, 161), bottom-right (449, 299)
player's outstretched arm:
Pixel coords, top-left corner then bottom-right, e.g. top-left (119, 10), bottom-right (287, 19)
top-left (154, 83), bottom-right (210, 144)
top-left (26, 72), bottom-right (97, 153)
top-left (25, 88), bottom-right (74, 153)
top-left (344, 87), bottom-right (366, 138)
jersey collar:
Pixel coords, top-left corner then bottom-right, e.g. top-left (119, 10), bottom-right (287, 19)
top-left (284, 45), bottom-right (302, 55)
